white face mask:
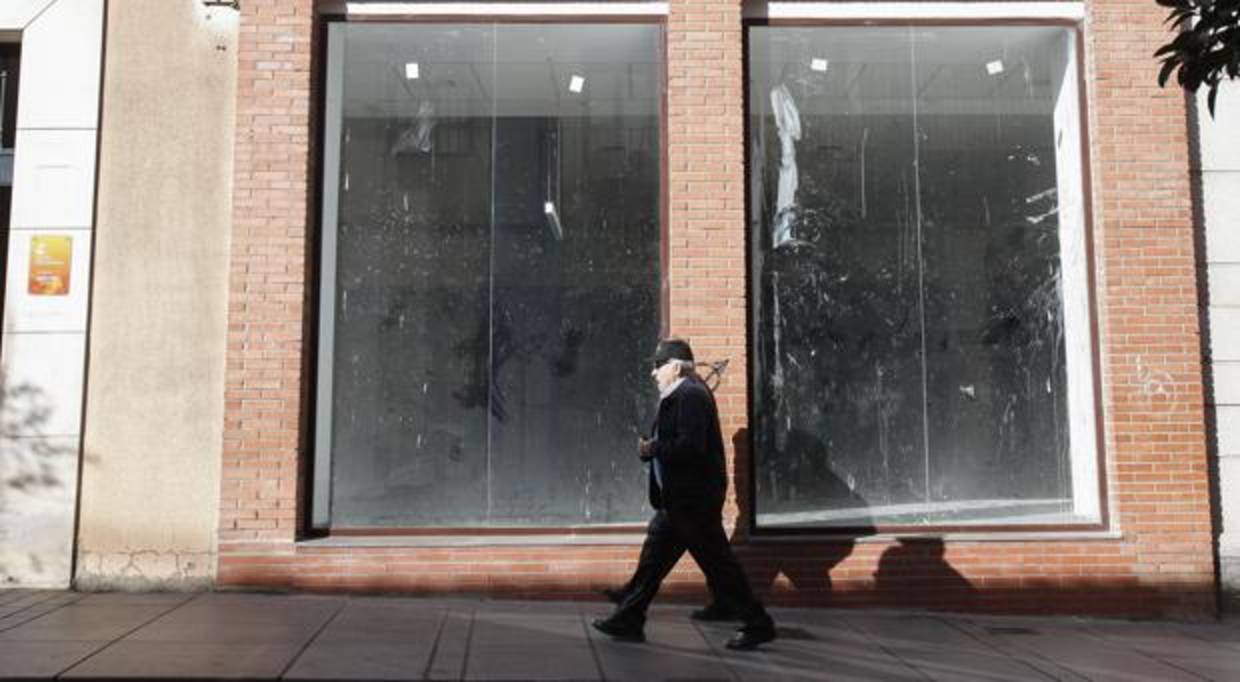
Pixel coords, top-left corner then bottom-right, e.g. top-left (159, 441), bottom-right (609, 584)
top-left (651, 360), bottom-right (682, 393)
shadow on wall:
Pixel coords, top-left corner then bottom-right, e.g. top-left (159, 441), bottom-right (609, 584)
top-left (716, 428), bottom-right (1215, 620)
top-left (0, 376), bottom-right (79, 585)
top-left (731, 427), bottom-right (872, 596)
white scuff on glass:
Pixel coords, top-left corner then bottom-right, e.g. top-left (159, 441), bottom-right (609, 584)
top-left (569, 75), bottom-right (585, 93)
top-left (544, 201), bottom-right (564, 240)
top-left (405, 62), bottom-right (420, 80)
top-left (392, 100), bottom-right (437, 155)
top-left (770, 83), bottom-right (802, 248)
top-left (986, 60), bottom-right (1005, 76)
top-left (811, 58), bottom-right (829, 73)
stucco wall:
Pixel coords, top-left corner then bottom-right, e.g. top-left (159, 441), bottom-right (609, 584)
top-left (1198, 82), bottom-right (1240, 610)
top-left (75, 0), bottom-right (237, 590)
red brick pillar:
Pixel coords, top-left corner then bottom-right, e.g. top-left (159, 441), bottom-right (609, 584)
top-left (1089, 0), bottom-right (1215, 614)
top-left (667, 0), bottom-right (750, 520)
top-left (220, 0), bottom-right (316, 557)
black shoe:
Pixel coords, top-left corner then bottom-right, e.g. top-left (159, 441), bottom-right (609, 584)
top-left (690, 602), bottom-right (740, 622)
top-left (725, 626), bottom-right (776, 651)
top-left (592, 616), bottom-right (646, 643)
top-left (601, 587), bottom-right (625, 604)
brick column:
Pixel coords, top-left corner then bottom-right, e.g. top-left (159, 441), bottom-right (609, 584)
top-left (666, 0), bottom-right (750, 519)
top-left (1089, 0), bottom-right (1215, 613)
top-left (220, 0), bottom-right (316, 553)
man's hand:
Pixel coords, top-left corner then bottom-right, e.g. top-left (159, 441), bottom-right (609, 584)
top-left (638, 437), bottom-right (654, 461)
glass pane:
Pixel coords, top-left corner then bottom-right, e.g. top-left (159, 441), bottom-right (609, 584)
top-left (749, 25), bottom-right (1095, 528)
top-left (328, 25), bottom-right (495, 526)
top-left (915, 27), bottom-right (1075, 524)
top-left (750, 27), bottom-right (924, 528)
top-left (488, 25), bottom-right (661, 525)
top-left (320, 23), bottom-right (661, 528)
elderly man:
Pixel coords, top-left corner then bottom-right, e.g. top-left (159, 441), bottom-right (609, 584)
top-left (592, 338), bottom-right (777, 651)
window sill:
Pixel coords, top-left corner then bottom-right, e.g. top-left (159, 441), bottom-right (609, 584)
top-left (747, 529), bottom-right (1124, 543)
top-left (297, 533), bottom-right (649, 549)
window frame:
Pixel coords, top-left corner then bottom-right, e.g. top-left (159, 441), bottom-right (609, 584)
top-left (741, 15), bottom-right (1109, 537)
top-left (305, 11), bottom-right (671, 537)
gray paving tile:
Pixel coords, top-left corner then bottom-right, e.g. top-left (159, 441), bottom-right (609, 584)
top-left (59, 640), bottom-right (303, 680)
top-left (844, 613), bottom-right (992, 652)
top-left (464, 611), bottom-right (598, 680)
top-left (0, 590), bottom-right (35, 607)
top-left (588, 612), bottom-right (733, 682)
top-left (974, 630), bottom-right (1201, 682)
top-left (1085, 620), bottom-right (1229, 659)
top-left (0, 591), bottom-right (73, 621)
top-left (426, 609), bottom-right (472, 681)
top-left (694, 617), bottom-right (923, 682)
top-left (127, 619), bottom-right (325, 644)
top-left (284, 642), bottom-right (435, 681)
top-left (0, 640), bottom-right (108, 679)
top-left (1157, 652), bottom-right (1240, 681)
top-left (0, 604), bottom-right (168, 641)
top-left (154, 594), bottom-right (342, 627)
top-left (0, 597), bottom-right (74, 629)
top-left (719, 639), bottom-right (922, 682)
top-left (283, 602), bottom-right (444, 680)
top-left (310, 600), bottom-right (444, 645)
top-left (74, 592), bottom-right (198, 607)
top-left (893, 646), bottom-right (1056, 681)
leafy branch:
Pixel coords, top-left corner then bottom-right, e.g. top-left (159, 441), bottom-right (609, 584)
top-left (1156, 1), bottom-right (1240, 115)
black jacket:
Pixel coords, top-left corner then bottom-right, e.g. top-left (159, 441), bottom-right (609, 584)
top-left (644, 377), bottom-right (728, 510)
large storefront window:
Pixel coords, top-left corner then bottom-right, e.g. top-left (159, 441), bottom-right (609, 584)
top-left (315, 23), bottom-right (663, 528)
top-left (748, 25), bottom-right (1100, 529)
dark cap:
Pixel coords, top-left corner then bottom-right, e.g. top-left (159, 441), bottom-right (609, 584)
top-left (652, 338), bottom-right (695, 367)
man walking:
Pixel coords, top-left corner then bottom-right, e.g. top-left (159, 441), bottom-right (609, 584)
top-left (592, 338), bottom-right (777, 651)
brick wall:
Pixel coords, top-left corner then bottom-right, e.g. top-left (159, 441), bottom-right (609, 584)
top-left (218, 0), bottom-right (1218, 618)
top-left (221, 0), bottom-right (315, 552)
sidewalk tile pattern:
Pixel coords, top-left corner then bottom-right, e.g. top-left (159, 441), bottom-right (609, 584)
top-left (0, 592), bottom-right (1238, 681)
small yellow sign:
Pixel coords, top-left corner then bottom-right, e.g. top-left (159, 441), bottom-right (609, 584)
top-left (28, 236), bottom-right (72, 296)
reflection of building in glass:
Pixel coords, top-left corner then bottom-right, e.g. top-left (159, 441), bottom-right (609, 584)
top-left (749, 26), bottom-right (1097, 529)
top-left (314, 24), bottom-right (663, 528)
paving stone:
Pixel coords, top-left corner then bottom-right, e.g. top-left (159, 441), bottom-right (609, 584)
top-left (426, 608), bottom-right (473, 681)
top-left (0, 590), bottom-right (35, 607)
top-left (891, 646), bottom-right (1055, 681)
top-left (694, 616), bottom-right (922, 682)
top-left (154, 594), bottom-right (342, 627)
top-left (59, 641), bottom-right (304, 680)
top-left (0, 640), bottom-right (108, 679)
top-left (0, 604), bottom-right (168, 641)
top-left (74, 592), bottom-right (197, 607)
top-left (127, 619), bottom-right (326, 644)
top-left (1085, 620), bottom-right (1229, 659)
top-left (309, 599), bottom-right (444, 645)
top-left (464, 611), bottom-right (598, 680)
top-left (844, 613), bottom-right (992, 652)
top-left (1156, 652), bottom-right (1240, 681)
top-left (588, 611), bottom-right (732, 682)
top-left (283, 601), bottom-right (444, 680)
top-left (285, 642), bottom-right (435, 681)
top-left (969, 629), bottom-right (1200, 682)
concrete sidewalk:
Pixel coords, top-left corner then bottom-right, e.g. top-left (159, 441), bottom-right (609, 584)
top-left (1, 590), bottom-right (1239, 681)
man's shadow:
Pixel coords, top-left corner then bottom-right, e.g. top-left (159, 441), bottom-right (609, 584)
top-left (729, 427), bottom-right (874, 605)
top-left (874, 537), bottom-right (977, 609)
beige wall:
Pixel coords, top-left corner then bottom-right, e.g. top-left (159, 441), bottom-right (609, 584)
top-left (1197, 82), bottom-right (1240, 610)
top-left (76, 0), bottom-right (237, 590)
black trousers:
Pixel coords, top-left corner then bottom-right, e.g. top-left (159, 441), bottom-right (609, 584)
top-left (614, 503), bottom-right (773, 631)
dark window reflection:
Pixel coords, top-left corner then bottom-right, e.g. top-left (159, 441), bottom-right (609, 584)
top-left (748, 26), bottom-right (1097, 528)
top-left (320, 24), bottom-right (662, 527)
